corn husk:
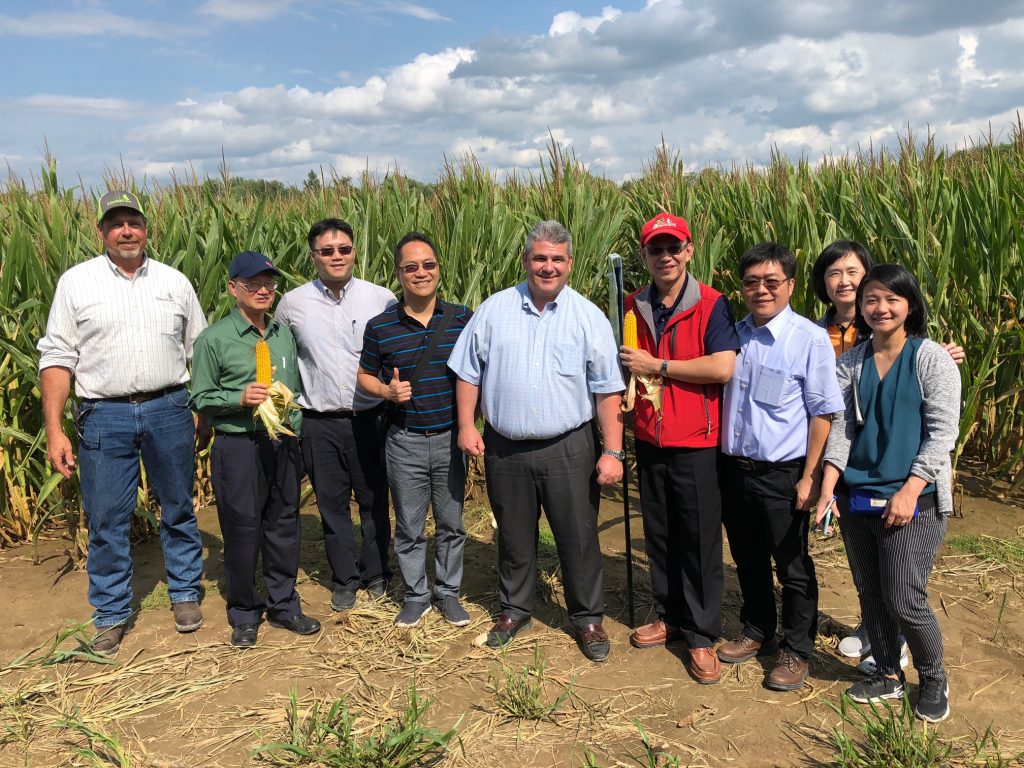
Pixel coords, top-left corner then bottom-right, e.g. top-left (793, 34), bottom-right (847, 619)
top-left (255, 379), bottom-right (300, 440)
top-left (621, 310), bottom-right (663, 413)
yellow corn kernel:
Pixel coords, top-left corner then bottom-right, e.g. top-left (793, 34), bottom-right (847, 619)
top-left (623, 310), bottom-right (639, 349)
top-left (255, 337), bottom-right (272, 385)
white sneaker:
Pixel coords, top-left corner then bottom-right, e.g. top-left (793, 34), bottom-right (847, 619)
top-left (838, 624), bottom-right (870, 658)
top-left (857, 642), bottom-right (910, 676)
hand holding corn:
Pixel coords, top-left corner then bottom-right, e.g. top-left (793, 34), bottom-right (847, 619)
top-left (251, 336), bottom-right (301, 439)
top-left (619, 310), bottom-right (663, 413)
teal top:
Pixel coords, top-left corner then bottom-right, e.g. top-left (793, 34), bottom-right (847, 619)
top-left (189, 308), bottom-right (302, 435)
top-left (843, 336), bottom-right (935, 498)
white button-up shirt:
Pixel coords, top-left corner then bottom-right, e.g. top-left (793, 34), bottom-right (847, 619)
top-left (37, 254), bottom-right (206, 399)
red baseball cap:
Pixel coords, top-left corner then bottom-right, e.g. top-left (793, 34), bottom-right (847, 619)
top-left (640, 213), bottom-right (691, 246)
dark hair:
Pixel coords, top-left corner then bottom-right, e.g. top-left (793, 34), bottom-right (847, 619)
top-left (393, 231), bottom-right (436, 270)
top-left (307, 218), bottom-right (354, 250)
top-left (811, 240), bottom-right (875, 305)
top-left (738, 242), bottom-right (796, 279)
top-left (855, 264), bottom-right (928, 337)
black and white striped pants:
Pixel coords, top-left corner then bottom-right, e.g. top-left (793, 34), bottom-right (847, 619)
top-left (839, 493), bottom-right (946, 678)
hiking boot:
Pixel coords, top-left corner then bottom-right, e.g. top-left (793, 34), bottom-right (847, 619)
top-left (717, 634), bottom-right (777, 664)
top-left (92, 623), bottom-right (128, 656)
top-left (914, 673), bottom-right (950, 723)
top-left (394, 601), bottom-right (431, 628)
top-left (847, 672), bottom-right (905, 703)
top-left (433, 597), bottom-right (471, 627)
top-left (172, 601), bottom-right (203, 633)
top-left (765, 649), bottom-right (809, 691)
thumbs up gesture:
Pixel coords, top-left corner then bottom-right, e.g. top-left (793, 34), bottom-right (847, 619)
top-left (388, 367), bottom-right (413, 404)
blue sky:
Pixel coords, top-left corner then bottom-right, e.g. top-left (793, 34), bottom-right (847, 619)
top-left (2, 1), bottom-right (1023, 191)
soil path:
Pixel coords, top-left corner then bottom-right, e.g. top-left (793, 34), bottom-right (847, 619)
top-left (1, 480), bottom-right (1022, 767)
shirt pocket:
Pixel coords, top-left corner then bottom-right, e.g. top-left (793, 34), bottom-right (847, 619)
top-left (552, 342), bottom-right (584, 377)
top-left (753, 364), bottom-right (798, 409)
top-left (156, 296), bottom-right (184, 338)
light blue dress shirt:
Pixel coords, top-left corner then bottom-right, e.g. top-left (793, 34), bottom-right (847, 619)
top-left (722, 305), bottom-right (844, 462)
top-left (447, 282), bottom-right (625, 440)
top-left (275, 277), bottom-right (397, 412)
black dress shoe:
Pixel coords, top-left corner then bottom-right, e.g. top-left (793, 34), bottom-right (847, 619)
top-left (268, 613), bottom-right (322, 635)
top-left (331, 587), bottom-right (357, 611)
top-left (230, 623), bottom-right (259, 648)
top-left (486, 613), bottom-right (533, 648)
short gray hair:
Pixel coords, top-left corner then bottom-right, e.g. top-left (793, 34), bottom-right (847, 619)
top-left (525, 220), bottom-right (572, 258)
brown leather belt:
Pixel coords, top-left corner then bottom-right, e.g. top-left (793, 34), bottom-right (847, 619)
top-left (87, 385), bottom-right (185, 404)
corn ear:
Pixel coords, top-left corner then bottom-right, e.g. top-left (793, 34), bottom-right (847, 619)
top-left (623, 310), bottom-right (639, 349)
top-left (255, 338), bottom-right (272, 385)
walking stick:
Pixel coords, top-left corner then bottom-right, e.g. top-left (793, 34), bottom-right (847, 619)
top-left (607, 254), bottom-right (635, 628)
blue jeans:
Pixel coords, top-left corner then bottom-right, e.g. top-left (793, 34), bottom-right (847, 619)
top-left (77, 387), bottom-right (203, 627)
top-left (386, 426), bottom-right (466, 603)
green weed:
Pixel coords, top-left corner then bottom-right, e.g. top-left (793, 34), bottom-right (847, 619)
top-left (488, 644), bottom-right (573, 722)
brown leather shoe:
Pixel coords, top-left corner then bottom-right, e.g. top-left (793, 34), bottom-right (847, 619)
top-left (717, 633), bottom-right (778, 664)
top-left (765, 649), bottom-right (809, 691)
top-left (630, 619), bottom-right (683, 649)
top-left (687, 647), bottom-right (722, 685)
top-left (486, 613), bottom-right (533, 648)
top-left (576, 622), bottom-right (610, 662)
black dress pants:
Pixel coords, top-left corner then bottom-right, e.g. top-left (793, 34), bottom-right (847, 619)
top-left (211, 432), bottom-right (302, 627)
top-left (300, 409), bottom-right (391, 590)
top-left (483, 423), bottom-right (604, 628)
top-left (719, 454), bottom-right (818, 660)
top-left (636, 441), bottom-right (723, 647)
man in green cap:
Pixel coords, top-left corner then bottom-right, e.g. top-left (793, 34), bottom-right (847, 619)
top-left (38, 190), bottom-right (207, 655)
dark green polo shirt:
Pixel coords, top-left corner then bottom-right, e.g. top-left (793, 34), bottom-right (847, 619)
top-left (190, 308), bottom-right (302, 435)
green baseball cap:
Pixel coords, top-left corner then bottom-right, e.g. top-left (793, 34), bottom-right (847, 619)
top-left (97, 190), bottom-right (146, 222)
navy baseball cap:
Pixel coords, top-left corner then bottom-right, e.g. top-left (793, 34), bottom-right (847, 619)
top-left (228, 251), bottom-right (282, 279)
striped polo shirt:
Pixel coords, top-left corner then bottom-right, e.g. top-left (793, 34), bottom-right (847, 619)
top-left (359, 299), bottom-right (472, 432)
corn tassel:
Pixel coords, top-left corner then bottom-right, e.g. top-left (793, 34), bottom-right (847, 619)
top-left (621, 309), bottom-right (663, 414)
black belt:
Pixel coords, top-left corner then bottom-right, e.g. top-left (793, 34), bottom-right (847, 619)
top-left (729, 455), bottom-right (803, 472)
top-left (303, 409), bottom-right (356, 418)
top-left (395, 425), bottom-right (451, 437)
top-left (87, 385), bottom-right (184, 404)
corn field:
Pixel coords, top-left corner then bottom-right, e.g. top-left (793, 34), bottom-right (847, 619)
top-left (1, 129), bottom-right (1022, 547)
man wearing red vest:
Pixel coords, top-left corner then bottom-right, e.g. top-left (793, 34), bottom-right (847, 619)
top-left (619, 213), bottom-right (739, 684)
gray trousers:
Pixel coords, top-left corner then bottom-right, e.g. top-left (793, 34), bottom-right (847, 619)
top-left (483, 422), bottom-right (604, 628)
top-left (840, 494), bottom-right (946, 678)
top-left (386, 426), bottom-right (467, 603)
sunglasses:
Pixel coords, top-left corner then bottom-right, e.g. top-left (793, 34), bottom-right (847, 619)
top-left (313, 245), bottom-right (354, 257)
top-left (741, 277), bottom-right (789, 292)
top-left (236, 280), bottom-right (278, 293)
top-left (645, 242), bottom-right (686, 257)
top-left (398, 260), bottom-right (438, 275)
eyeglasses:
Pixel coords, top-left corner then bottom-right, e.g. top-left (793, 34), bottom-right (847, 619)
top-left (741, 277), bottom-right (789, 292)
top-left (313, 245), bottom-right (354, 257)
top-left (237, 280), bottom-right (278, 293)
top-left (645, 242), bottom-right (687, 257)
top-left (398, 260), bottom-right (438, 275)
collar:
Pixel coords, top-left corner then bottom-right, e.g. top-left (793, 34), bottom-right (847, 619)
top-left (105, 252), bottom-right (148, 278)
top-left (314, 277), bottom-right (350, 303)
top-left (739, 304), bottom-right (795, 340)
top-left (398, 298), bottom-right (446, 323)
top-left (518, 281), bottom-right (565, 315)
top-left (229, 306), bottom-right (279, 337)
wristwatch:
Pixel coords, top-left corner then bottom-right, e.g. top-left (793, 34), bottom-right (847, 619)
top-left (660, 359), bottom-right (669, 375)
top-left (602, 448), bottom-right (626, 461)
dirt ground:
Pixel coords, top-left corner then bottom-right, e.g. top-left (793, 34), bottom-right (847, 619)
top-left (1, 472), bottom-right (1022, 767)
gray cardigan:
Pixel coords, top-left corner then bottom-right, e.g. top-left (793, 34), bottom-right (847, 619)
top-left (822, 338), bottom-right (961, 515)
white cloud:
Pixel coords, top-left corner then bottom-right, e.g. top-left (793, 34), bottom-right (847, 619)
top-left (197, 0), bottom-right (294, 22)
top-left (18, 95), bottom-right (137, 116)
top-left (379, 2), bottom-right (452, 22)
top-left (550, 6), bottom-right (622, 36)
top-left (0, 10), bottom-right (177, 38)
